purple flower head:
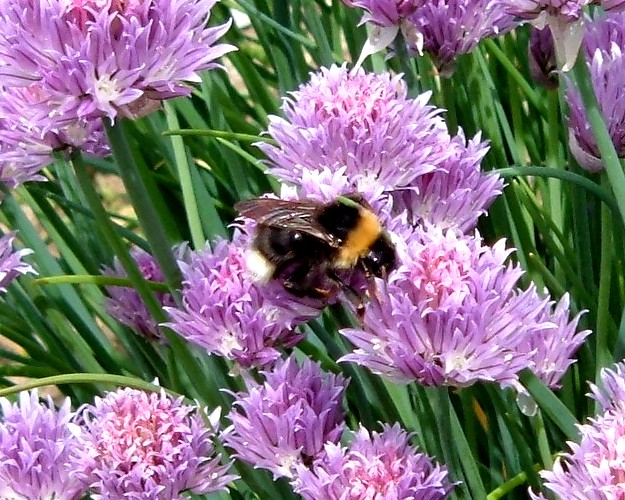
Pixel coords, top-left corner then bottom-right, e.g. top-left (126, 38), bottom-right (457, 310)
top-left (0, 232), bottom-right (35, 293)
top-left (0, 0), bottom-right (235, 121)
top-left (411, 0), bottom-right (517, 75)
top-left (70, 387), bottom-right (237, 499)
top-left (258, 65), bottom-right (452, 195)
top-left (224, 356), bottom-right (347, 480)
top-left (0, 84), bottom-right (109, 188)
top-left (567, 12), bottom-right (625, 172)
top-left (0, 390), bottom-right (84, 500)
top-left (393, 132), bottom-right (503, 232)
top-left (293, 423), bottom-right (454, 499)
top-left (519, 291), bottom-right (590, 389)
top-left (528, 27), bottom-right (559, 89)
top-left (340, 225), bottom-right (561, 387)
top-left (104, 244), bottom-right (187, 343)
top-left (165, 235), bottom-right (319, 369)
top-left (534, 363), bottom-right (625, 498)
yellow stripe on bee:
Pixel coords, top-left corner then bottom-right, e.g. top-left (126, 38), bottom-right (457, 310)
top-left (336, 209), bottom-right (382, 268)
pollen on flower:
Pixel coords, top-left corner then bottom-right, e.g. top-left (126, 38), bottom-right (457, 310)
top-left (93, 75), bottom-right (121, 105)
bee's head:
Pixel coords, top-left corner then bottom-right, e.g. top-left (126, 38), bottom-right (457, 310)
top-left (362, 234), bottom-right (397, 279)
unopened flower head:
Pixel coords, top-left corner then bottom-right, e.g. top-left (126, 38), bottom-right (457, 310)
top-left (412, 0), bottom-right (517, 75)
top-left (104, 244), bottom-right (187, 343)
top-left (567, 11), bottom-right (625, 172)
top-left (341, 0), bottom-right (426, 57)
top-left (258, 65), bottom-right (452, 195)
top-left (70, 388), bottom-right (237, 498)
top-left (528, 27), bottom-right (559, 89)
top-left (393, 132), bottom-right (503, 232)
top-left (590, 361), bottom-right (625, 413)
top-left (0, 390), bottom-right (84, 500)
top-left (534, 362), bottom-right (625, 498)
top-left (224, 356), bottom-right (347, 480)
top-left (502, 0), bottom-right (589, 21)
top-left (0, 232), bottom-right (35, 293)
top-left (0, 0), bottom-right (235, 121)
top-left (343, 0), bottom-right (424, 26)
top-left (165, 236), bottom-right (319, 369)
top-left (293, 423), bottom-right (454, 499)
top-left (340, 225), bottom-right (570, 387)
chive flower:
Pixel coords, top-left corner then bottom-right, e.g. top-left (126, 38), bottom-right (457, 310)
top-left (293, 424), bottom-right (454, 499)
top-left (165, 237), bottom-right (319, 369)
top-left (0, 390), bottom-right (84, 500)
top-left (223, 356), bottom-right (347, 480)
top-left (70, 388), bottom-right (237, 498)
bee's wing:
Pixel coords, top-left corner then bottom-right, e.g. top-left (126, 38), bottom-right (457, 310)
top-left (235, 198), bottom-right (337, 245)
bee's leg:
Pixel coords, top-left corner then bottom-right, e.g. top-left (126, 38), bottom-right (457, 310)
top-left (326, 269), bottom-right (366, 320)
top-left (283, 262), bottom-right (329, 299)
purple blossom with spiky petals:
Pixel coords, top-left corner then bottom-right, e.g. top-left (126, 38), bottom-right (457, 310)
top-left (104, 244), bottom-right (187, 343)
top-left (532, 362), bottom-right (625, 499)
top-left (165, 235), bottom-right (320, 369)
top-left (70, 387), bottom-right (237, 499)
top-left (519, 291), bottom-right (590, 388)
top-left (293, 423), bottom-right (454, 499)
top-left (258, 65), bottom-right (452, 195)
top-left (0, 390), bottom-right (84, 500)
top-left (0, 0), bottom-right (235, 121)
top-left (393, 132), bottom-right (503, 232)
top-left (410, 0), bottom-right (517, 75)
top-left (0, 232), bottom-right (35, 293)
top-left (340, 224), bottom-right (571, 387)
top-left (223, 356), bottom-right (347, 480)
top-left (567, 11), bottom-right (625, 172)
top-left (0, 84), bottom-right (109, 188)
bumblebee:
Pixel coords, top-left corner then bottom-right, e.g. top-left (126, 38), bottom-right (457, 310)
top-left (235, 194), bottom-right (397, 305)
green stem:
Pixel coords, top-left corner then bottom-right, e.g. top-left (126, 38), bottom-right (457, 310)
top-left (164, 128), bottom-right (274, 144)
top-left (497, 166), bottom-right (618, 216)
top-left (440, 76), bottom-right (458, 135)
top-left (482, 38), bottom-right (548, 119)
top-left (164, 102), bottom-right (205, 250)
top-left (393, 33), bottom-right (419, 94)
top-left (0, 373), bottom-right (164, 397)
top-left (35, 274), bottom-right (169, 292)
top-left (72, 153), bottom-right (172, 384)
top-left (596, 174), bottom-right (613, 382)
top-left (104, 120), bottom-right (182, 294)
top-left (72, 154), bottom-right (168, 324)
top-left (532, 409), bottom-right (553, 469)
top-left (486, 465), bottom-right (542, 500)
top-left (546, 90), bottom-right (564, 280)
